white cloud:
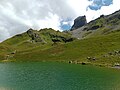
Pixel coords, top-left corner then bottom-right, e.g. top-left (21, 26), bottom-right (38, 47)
top-left (62, 22), bottom-right (69, 25)
top-left (0, 0), bottom-right (76, 42)
top-left (67, 0), bottom-right (92, 16)
top-left (37, 12), bottom-right (61, 30)
top-left (85, 0), bottom-right (120, 22)
top-left (0, 27), bottom-right (10, 42)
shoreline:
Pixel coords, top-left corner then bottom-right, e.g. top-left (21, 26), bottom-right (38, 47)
top-left (111, 66), bottom-right (120, 69)
top-left (0, 59), bottom-right (120, 70)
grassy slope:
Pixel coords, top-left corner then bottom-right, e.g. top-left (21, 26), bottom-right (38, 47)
top-left (0, 28), bottom-right (74, 61)
top-left (12, 31), bottom-right (120, 66)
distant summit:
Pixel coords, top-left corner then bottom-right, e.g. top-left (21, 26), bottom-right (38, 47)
top-left (71, 9), bottom-right (120, 39)
top-left (71, 16), bottom-right (87, 30)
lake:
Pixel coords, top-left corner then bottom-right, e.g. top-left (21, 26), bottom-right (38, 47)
top-left (0, 62), bottom-right (120, 90)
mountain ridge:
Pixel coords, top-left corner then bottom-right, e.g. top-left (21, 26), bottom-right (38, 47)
top-left (71, 9), bottom-right (120, 39)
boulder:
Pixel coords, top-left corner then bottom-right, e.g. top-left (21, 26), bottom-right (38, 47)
top-left (87, 57), bottom-right (96, 61)
top-left (87, 57), bottom-right (92, 60)
top-left (108, 52), bottom-right (113, 55)
top-left (68, 61), bottom-right (73, 64)
top-left (81, 62), bottom-right (86, 65)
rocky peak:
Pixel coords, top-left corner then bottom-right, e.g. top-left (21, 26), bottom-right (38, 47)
top-left (27, 28), bottom-right (34, 36)
top-left (27, 28), bottom-right (43, 42)
top-left (71, 15), bottom-right (87, 30)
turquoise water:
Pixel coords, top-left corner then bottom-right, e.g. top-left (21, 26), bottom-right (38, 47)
top-left (0, 62), bottom-right (120, 90)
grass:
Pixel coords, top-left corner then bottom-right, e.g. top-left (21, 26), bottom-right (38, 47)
top-left (1, 10), bottom-right (120, 68)
top-left (0, 30), bottom-right (118, 66)
top-left (75, 13), bottom-right (120, 39)
top-left (0, 28), bottom-right (120, 67)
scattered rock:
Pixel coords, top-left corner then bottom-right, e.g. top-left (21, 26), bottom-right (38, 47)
top-left (89, 25), bottom-right (100, 30)
top-left (103, 55), bottom-right (108, 57)
top-left (27, 28), bottom-right (44, 42)
top-left (92, 57), bottom-right (96, 61)
top-left (87, 57), bottom-right (96, 61)
top-left (87, 57), bottom-right (92, 60)
top-left (11, 50), bottom-right (17, 54)
top-left (108, 52), bottom-right (113, 55)
top-left (62, 38), bottom-right (74, 43)
top-left (68, 61), bottom-right (73, 64)
top-left (52, 38), bottom-right (61, 43)
top-left (5, 54), bottom-right (10, 60)
top-left (114, 63), bottom-right (120, 66)
top-left (115, 50), bottom-right (120, 54)
top-left (107, 50), bottom-right (120, 56)
top-left (81, 62), bottom-right (86, 65)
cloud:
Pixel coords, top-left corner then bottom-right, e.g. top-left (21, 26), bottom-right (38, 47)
top-left (0, 0), bottom-right (76, 42)
top-left (0, 0), bottom-right (120, 42)
top-left (0, 27), bottom-right (10, 42)
top-left (86, 0), bottom-right (120, 22)
top-left (88, 0), bottom-right (113, 10)
top-left (68, 0), bottom-right (91, 16)
top-left (60, 18), bottom-right (73, 30)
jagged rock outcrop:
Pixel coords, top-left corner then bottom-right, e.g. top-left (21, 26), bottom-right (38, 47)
top-left (27, 28), bottom-right (44, 42)
top-left (71, 16), bottom-right (87, 30)
top-left (26, 28), bottom-right (74, 44)
top-left (47, 31), bottom-right (74, 43)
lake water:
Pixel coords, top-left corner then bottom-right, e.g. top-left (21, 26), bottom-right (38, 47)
top-left (0, 62), bottom-right (120, 90)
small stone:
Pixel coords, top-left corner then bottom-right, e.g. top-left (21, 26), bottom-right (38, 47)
top-left (92, 58), bottom-right (96, 61)
top-left (87, 57), bottom-right (92, 60)
top-left (103, 55), bottom-right (108, 57)
top-left (108, 52), bottom-right (113, 55)
top-left (68, 61), bottom-right (72, 64)
top-left (81, 62), bottom-right (86, 65)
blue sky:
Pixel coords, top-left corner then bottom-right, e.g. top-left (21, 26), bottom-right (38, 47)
top-left (88, 0), bottom-right (113, 10)
top-left (0, 0), bottom-right (120, 41)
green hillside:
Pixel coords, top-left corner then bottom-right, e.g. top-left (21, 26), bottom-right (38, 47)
top-left (15, 31), bottom-right (120, 66)
top-left (0, 10), bottom-right (120, 67)
top-left (0, 28), bottom-right (120, 67)
top-left (0, 28), bottom-right (74, 61)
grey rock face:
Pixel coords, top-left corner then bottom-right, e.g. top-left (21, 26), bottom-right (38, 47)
top-left (71, 16), bottom-right (87, 30)
top-left (27, 28), bottom-right (43, 42)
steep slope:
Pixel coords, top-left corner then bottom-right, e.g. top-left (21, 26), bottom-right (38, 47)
top-left (71, 10), bottom-right (120, 39)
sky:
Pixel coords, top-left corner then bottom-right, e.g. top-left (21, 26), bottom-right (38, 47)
top-left (0, 0), bottom-right (120, 42)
